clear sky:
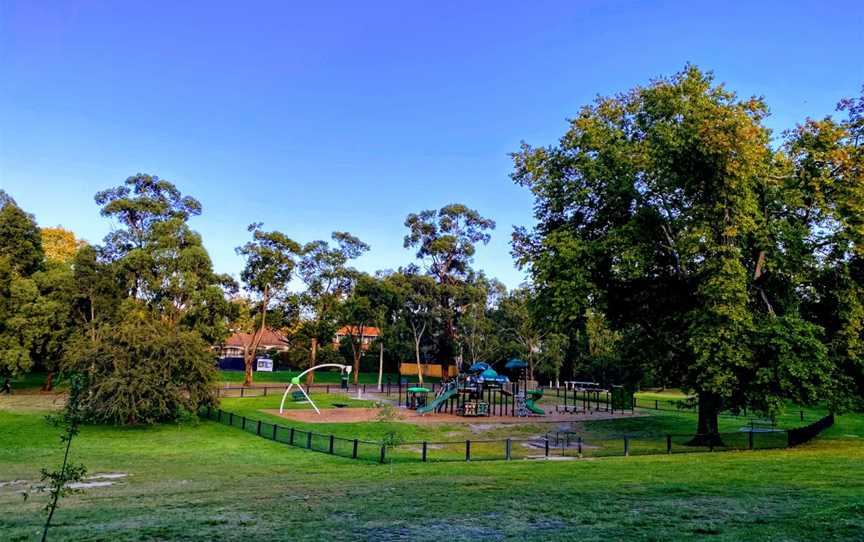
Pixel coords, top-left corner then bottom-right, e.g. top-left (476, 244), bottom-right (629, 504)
top-left (1, 1), bottom-right (862, 288)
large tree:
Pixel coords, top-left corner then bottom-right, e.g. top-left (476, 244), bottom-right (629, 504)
top-left (95, 174), bottom-right (235, 342)
top-left (388, 268), bottom-right (439, 384)
top-left (512, 66), bottom-right (836, 437)
top-left (404, 204), bottom-right (495, 374)
top-left (297, 232), bottom-right (369, 384)
top-left (787, 87), bottom-right (864, 406)
top-left (235, 224), bottom-right (302, 385)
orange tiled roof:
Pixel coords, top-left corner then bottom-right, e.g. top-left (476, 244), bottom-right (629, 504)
top-left (224, 328), bottom-right (290, 348)
top-left (335, 325), bottom-right (380, 337)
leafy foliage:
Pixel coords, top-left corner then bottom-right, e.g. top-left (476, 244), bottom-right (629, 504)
top-left (64, 304), bottom-right (218, 425)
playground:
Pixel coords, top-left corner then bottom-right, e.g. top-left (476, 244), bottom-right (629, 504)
top-left (240, 359), bottom-right (643, 441)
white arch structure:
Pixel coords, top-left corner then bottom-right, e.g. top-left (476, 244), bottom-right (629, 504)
top-left (279, 364), bottom-right (353, 415)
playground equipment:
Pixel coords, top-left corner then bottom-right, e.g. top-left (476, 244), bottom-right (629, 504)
top-left (279, 364), bottom-right (353, 415)
top-left (406, 387), bottom-right (431, 410)
top-left (416, 359), bottom-right (546, 418)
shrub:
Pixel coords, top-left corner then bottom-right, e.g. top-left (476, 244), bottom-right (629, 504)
top-left (65, 305), bottom-right (218, 425)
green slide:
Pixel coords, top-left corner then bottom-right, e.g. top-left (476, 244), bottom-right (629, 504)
top-left (525, 389), bottom-right (545, 415)
top-left (416, 384), bottom-right (458, 415)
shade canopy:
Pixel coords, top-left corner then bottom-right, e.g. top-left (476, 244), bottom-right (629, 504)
top-left (480, 368), bottom-right (499, 379)
top-left (504, 359), bottom-right (528, 370)
top-left (407, 387), bottom-right (431, 393)
top-left (468, 361), bottom-right (491, 373)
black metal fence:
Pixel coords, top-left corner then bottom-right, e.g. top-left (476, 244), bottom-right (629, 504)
top-left (200, 406), bottom-right (835, 464)
top-left (201, 406), bottom-right (384, 462)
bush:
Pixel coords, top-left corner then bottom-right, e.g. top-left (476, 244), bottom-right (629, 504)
top-left (65, 306), bottom-right (218, 425)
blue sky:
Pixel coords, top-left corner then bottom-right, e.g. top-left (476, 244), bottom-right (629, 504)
top-left (2, 1), bottom-right (862, 288)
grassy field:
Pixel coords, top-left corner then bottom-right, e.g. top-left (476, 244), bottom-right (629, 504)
top-left (2, 378), bottom-right (863, 541)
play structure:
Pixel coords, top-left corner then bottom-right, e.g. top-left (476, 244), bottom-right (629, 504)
top-left (279, 364), bottom-right (353, 415)
top-left (413, 359), bottom-right (546, 418)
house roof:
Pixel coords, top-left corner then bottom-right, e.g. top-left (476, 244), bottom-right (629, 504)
top-left (224, 328), bottom-right (290, 348)
top-left (335, 325), bottom-right (380, 337)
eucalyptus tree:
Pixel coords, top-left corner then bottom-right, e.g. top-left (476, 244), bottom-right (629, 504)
top-left (236, 224), bottom-right (302, 385)
top-left (512, 66), bottom-right (835, 437)
top-left (338, 273), bottom-right (379, 384)
top-left (404, 204), bottom-right (495, 373)
top-left (95, 174), bottom-right (235, 343)
top-left (388, 267), bottom-right (439, 384)
top-left (297, 232), bottom-right (369, 384)
top-left (457, 275), bottom-right (506, 367)
top-left (496, 287), bottom-right (567, 382)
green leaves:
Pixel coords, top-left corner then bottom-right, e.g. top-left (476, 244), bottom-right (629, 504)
top-left (512, 65), bottom-right (857, 425)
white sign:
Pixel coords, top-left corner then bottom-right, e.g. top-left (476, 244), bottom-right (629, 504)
top-left (256, 358), bottom-right (273, 372)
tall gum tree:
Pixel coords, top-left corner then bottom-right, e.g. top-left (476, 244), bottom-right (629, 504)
top-left (297, 232), bottom-right (369, 385)
top-left (236, 224), bottom-right (301, 386)
top-left (403, 204), bottom-right (495, 375)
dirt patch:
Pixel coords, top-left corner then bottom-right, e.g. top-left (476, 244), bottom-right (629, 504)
top-left (262, 406), bottom-right (644, 425)
top-left (262, 407), bottom-right (395, 423)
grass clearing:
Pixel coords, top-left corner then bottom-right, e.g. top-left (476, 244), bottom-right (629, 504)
top-left (2, 384), bottom-right (863, 540)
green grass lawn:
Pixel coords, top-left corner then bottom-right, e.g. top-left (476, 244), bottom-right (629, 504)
top-left (2, 395), bottom-right (863, 541)
top-left (2, 386), bottom-right (863, 540)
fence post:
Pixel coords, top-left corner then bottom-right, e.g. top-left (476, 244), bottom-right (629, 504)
top-left (256, 420), bottom-right (261, 436)
top-left (466, 440), bottom-right (471, 462)
top-left (505, 439), bottom-right (511, 460)
top-left (240, 387), bottom-right (244, 398)
top-left (578, 436), bottom-right (583, 457)
top-left (264, 387), bottom-right (268, 397)
top-left (241, 416), bottom-right (246, 430)
top-left (422, 441), bottom-right (428, 462)
top-left (544, 438), bottom-right (549, 458)
top-left (624, 436), bottom-right (630, 457)
top-left (289, 427), bottom-right (295, 445)
top-left (229, 412), bottom-right (234, 426)
top-left (272, 424), bottom-right (278, 440)
top-left (666, 434), bottom-right (672, 454)
top-left (306, 432), bottom-right (312, 449)
top-left (379, 445), bottom-right (386, 464)
top-left (352, 439), bottom-right (359, 459)
top-left (749, 430), bottom-right (754, 450)
top-left (329, 435), bottom-right (335, 454)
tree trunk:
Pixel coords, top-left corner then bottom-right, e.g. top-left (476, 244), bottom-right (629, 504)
top-left (42, 371), bottom-right (54, 392)
top-left (414, 338), bottom-right (424, 385)
top-left (352, 345), bottom-right (361, 385)
top-left (687, 392), bottom-right (724, 447)
top-left (244, 285), bottom-right (269, 387)
top-left (306, 338), bottom-right (317, 386)
top-left (377, 341), bottom-right (384, 392)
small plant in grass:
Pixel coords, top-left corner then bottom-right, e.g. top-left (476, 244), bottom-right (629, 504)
top-left (376, 402), bottom-right (404, 449)
top-left (37, 373), bottom-right (88, 542)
